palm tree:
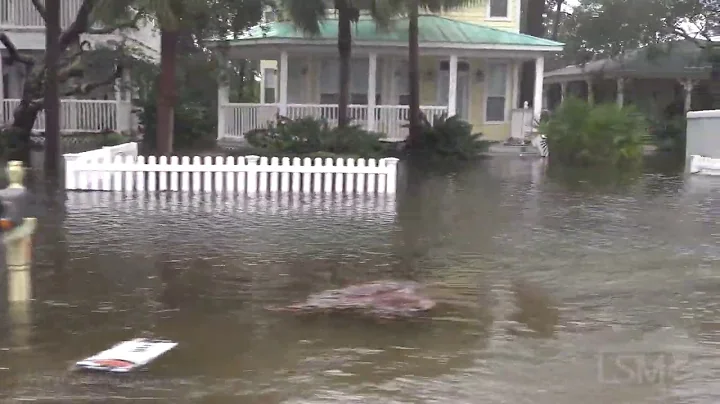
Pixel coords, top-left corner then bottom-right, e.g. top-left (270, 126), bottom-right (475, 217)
top-left (405, 0), bottom-right (484, 144)
top-left (278, 0), bottom-right (398, 128)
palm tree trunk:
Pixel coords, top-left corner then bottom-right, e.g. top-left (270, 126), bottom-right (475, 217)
top-left (407, 1), bottom-right (421, 144)
top-left (337, 7), bottom-right (352, 128)
top-left (156, 28), bottom-right (178, 155)
top-left (44, 0), bottom-right (61, 176)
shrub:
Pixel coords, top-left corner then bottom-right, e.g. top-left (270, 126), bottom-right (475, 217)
top-left (406, 114), bottom-right (491, 160)
top-left (137, 101), bottom-right (216, 151)
top-left (539, 98), bottom-right (646, 166)
top-left (244, 116), bottom-right (390, 158)
top-left (649, 115), bottom-right (686, 152)
top-left (98, 131), bottom-right (129, 147)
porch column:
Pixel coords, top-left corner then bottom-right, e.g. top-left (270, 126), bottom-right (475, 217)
top-left (0, 58), bottom-right (4, 102)
top-left (279, 51), bottom-right (288, 116)
top-left (586, 78), bottom-right (595, 104)
top-left (533, 56), bottom-right (544, 120)
top-left (367, 53), bottom-right (377, 131)
top-left (217, 81), bottom-right (229, 140)
top-left (511, 61), bottom-right (521, 109)
top-left (616, 77), bottom-right (625, 107)
top-left (681, 78), bottom-right (695, 113)
top-left (448, 54), bottom-right (458, 116)
top-left (560, 82), bottom-right (567, 102)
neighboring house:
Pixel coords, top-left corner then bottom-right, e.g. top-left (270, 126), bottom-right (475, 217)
top-left (219, 1), bottom-right (563, 143)
top-left (0, 0), bottom-right (160, 134)
top-left (543, 40), bottom-right (718, 119)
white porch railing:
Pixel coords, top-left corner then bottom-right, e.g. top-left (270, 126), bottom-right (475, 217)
top-left (220, 103), bottom-right (448, 142)
top-left (0, 0), bottom-right (83, 28)
top-left (1, 99), bottom-right (133, 133)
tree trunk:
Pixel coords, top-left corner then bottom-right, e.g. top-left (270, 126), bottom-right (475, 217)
top-left (407, 1), bottom-right (421, 145)
top-left (7, 102), bottom-right (42, 163)
top-left (337, 8), bottom-right (352, 128)
top-left (551, 0), bottom-right (564, 40)
top-left (44, 0), bottom-right (61, 176)
top-left (156, 28), bottom-right (179, 155)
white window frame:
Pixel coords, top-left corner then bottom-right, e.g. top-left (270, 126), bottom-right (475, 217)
top-left (486, 0), bottom-right (511, 20)
top-left (483, 62), bottom-right (510, 124)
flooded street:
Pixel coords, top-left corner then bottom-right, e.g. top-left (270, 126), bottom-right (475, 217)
top-left (2, 155), bottom-right (720, 403)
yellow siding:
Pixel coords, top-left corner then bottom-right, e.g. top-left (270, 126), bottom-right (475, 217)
top-left (418, 57), bottom-right (511, 141)
top-left (441, 0), bottom-right (520, 32)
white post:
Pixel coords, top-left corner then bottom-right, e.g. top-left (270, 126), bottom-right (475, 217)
top-left (560, 82), bottom-right (567, 102)
top-left (586, 79), bottom-right (595, 104)
top-left (279, 51), bottom-right (288, 116)
top-left (533, 56), bottom-right (544, 120)
top-left (681, 79), bottom-right (694, 113)
top-left (217, 82), bottom-right (229, 140)
top-left (511, 61), bottom-right (521, 109)
top-left (448, 54), bottom-right (458, 116)
top-left (246, 155), bottom-right (260, 194)
top-left (367, 53), bottom-right (377, 131)
top-left (0, 57), bottom-right (4, 105)
top-left (616, 77), bottom-right (625, 107)
top-left (383, 157), bottom-right (399, 193)
top-left (259, 66), bottom-right (266, 104)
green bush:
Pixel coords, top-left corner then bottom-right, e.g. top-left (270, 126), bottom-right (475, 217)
top-left (97, 131), bottom-right (129, 147)
top-left (649, 115), bottom-right (686, 152)
top-left (406, 114), bottom-right (491, 160)
top-left (539, 98), bottom-right (647, 166)
top-left (137, 101), bottom-right (217, 151)
top-left (244, 116), bottom-right (390, 158)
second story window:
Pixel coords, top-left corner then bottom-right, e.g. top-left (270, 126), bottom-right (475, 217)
top-left (488, 0), bottom-right (509, 18)
top-left (262, 7), bottom-right (276, 23)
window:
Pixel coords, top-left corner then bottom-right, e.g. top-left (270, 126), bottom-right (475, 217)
top-left (485, 63), bottom-right (508, 122)
top-left (488, 0), bottom-right (509, 18)
top-left (262, 6), bottom-right (276, 23)
top-left (263, 68), bottom-right (276, 103)
top-left (319, 58), bottom-right (378, 104)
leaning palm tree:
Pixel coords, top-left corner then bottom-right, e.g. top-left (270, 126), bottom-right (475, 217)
top-left (278, 0), bottom-right (400, 128)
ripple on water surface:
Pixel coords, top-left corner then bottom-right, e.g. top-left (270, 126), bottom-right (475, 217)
top-left (3, 158), bottom-right (720, 403)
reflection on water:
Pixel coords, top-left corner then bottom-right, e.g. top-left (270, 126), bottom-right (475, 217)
top-left (2, 156), bottom-right (720, 403)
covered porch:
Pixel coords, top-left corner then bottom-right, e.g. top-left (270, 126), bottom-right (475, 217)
top-left (216, 15), bottom-right (563, 143)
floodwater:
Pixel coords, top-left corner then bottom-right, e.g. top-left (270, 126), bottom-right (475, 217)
top-left (2, 155), bottom-right (720, 403)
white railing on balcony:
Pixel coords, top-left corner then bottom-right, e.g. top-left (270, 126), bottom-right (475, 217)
top-left (1, 99), bottom-right (133, 133)
top-left (220, 103), bottom-right (448, 142)
top-left (0, 0), bottom-right (84, 28)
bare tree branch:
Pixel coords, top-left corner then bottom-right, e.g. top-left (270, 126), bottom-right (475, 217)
top-left (30, 0), bottom-right (47, 21)
top-left (0, 33), bottom-right (35, 65)
top-left (58, 0), bottom-right (96, 52)
top-left (61, 65), bottom-right (124, 97)
top-left (86, 14), bottom-right (144, 35)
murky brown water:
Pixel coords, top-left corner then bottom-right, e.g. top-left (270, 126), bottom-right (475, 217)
top-left (2, 155), bottom-right (720, 403)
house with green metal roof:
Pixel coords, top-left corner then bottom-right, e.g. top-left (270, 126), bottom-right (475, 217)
top-left (543, 40), bottom-right (718, 118)
top-left (214, 6), bottom-right (563, 143)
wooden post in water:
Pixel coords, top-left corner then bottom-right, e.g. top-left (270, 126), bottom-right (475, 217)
top-left (2, 161), bottom-right (37, 303)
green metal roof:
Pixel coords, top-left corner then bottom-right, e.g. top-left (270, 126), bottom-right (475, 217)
top-left (232, 15), bottom-right (563, 48)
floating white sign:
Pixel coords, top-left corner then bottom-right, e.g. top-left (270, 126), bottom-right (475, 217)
top-left (74, 338), bottom-right (178, 373)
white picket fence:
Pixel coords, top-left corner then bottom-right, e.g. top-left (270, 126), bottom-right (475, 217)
top-left (689, 155), bottom-right (720, 176)
top-left (64, 148), bottom-right (400, 194)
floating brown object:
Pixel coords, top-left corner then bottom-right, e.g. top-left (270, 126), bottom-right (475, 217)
top-left (267, 281), bottom-right (436, 318)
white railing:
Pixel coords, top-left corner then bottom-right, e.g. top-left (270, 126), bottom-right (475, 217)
top-left (1, 99), bottom-right (132, 133)
top-left (65, 154), bottom-right (400, 194)
top-left (220, 103), bottom-right (449, 141)
top-left (0, 0), bottom-right (83, 28)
